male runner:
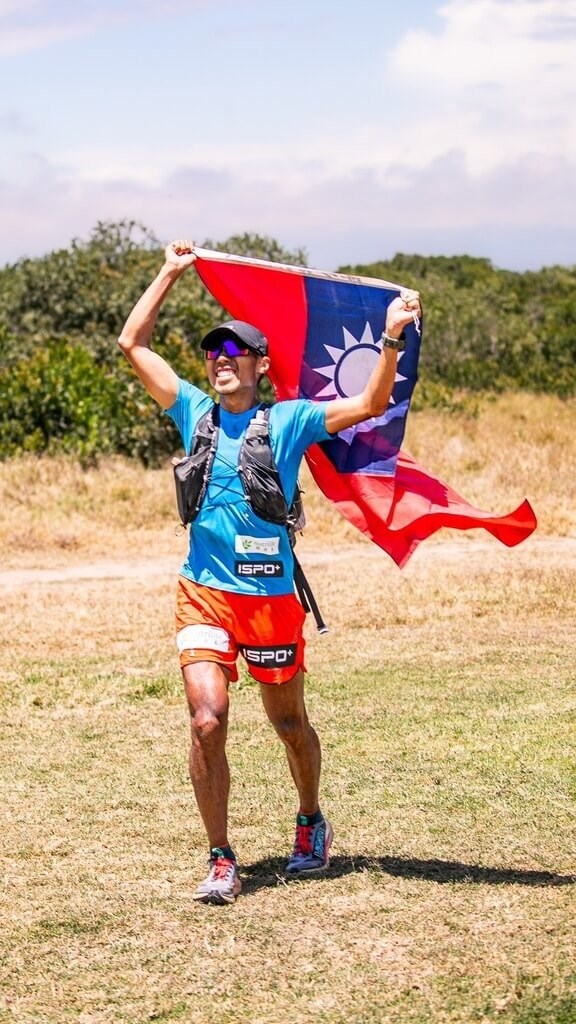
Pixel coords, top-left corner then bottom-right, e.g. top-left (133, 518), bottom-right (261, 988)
top-left (118, 240), bottom-right (421, 904)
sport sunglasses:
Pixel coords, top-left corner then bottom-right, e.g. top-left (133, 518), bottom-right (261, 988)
top-left (204, 339), bottom-right (254, 359)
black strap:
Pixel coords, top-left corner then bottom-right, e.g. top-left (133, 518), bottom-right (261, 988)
top-left (293, 553), bottom-right (329, 634)
top-left (241, 406), bottom-right (327, 631)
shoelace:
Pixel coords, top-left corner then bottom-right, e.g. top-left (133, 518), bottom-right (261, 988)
top-left (210, 857), bottom-right (235, 880)
top-left (292, 824), bottom-right (313, 857)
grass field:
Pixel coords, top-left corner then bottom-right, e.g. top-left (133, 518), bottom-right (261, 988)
top-left (1, 394), bottom-right (575, 1024)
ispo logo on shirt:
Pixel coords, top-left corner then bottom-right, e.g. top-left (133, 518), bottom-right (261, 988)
top-left (235, 561), bottom-right (284, 577)
top-left (240, 644), bottom-right (297, 666)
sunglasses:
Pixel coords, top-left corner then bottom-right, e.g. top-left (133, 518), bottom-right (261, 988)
top-left (204, 339), bottom-right (253, 359)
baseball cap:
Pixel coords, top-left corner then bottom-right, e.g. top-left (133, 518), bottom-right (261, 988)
top-left (200, 320), bottom-right (268, 356)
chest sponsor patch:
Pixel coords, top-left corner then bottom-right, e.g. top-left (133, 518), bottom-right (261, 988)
top-left (235, 535), bottom-right (280, 555)
top-left (235, 560), bottom-right (284, 577)
top-left (240, 644), bottom-right (298, 667)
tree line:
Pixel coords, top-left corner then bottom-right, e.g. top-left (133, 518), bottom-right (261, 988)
top-left (0, 220), bottom-right (574, 462)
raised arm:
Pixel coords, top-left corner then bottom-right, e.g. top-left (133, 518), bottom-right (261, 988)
top-left (324, 290), bottom-right (421, 434)
top-left (118, 240), bottom-right (197, 409)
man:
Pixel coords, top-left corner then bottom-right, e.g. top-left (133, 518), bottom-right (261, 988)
top-left (118, 240), bottom-right (421, 905)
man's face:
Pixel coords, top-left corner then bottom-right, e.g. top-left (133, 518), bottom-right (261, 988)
top-left (204, 340), bottom-right (269, 399)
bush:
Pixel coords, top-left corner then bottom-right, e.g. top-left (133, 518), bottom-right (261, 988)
top-left (0, 340), bottom-right (184, 464)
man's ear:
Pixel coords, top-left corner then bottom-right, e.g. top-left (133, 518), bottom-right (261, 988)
top-left (257, 355), bottom-right (271, 375)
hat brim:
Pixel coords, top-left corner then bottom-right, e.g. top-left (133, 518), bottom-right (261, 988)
top-left (200, 320), bottom-right (268, 356)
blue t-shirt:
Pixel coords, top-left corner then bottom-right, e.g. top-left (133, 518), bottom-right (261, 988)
top-left (166, 379), bottom-right (331, 595)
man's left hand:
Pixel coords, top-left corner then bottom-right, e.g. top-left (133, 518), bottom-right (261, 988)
top-left (385, 289), bottom-right (422, 338)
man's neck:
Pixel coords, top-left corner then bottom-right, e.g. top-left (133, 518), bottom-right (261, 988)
top-left (219, 391), bottom-right (259, 415)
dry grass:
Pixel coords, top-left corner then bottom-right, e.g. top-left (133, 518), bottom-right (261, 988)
top-left (0, 393), bottom-right (573, 574)
top-left (1, 393), bottom-right (575, 1024)
top-left (0, 458), bottom-right (183, 571)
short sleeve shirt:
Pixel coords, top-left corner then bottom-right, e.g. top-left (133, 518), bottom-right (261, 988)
top-left (166, 379), bottom-right (331, 596)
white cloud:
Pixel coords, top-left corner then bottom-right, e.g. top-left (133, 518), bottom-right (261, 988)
top-left (47, 0), bottom-right (575, 191)
top-left (386, 0), bottom-right (576, 173)
top-left (392, 0), bottom-right (576, 91)
top-left (1, 144), bottom-right (574, 271)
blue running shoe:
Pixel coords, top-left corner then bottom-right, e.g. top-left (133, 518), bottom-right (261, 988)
top-left (285, 817), bottom-right (333, 875)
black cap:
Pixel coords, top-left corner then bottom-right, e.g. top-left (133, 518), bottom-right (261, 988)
top-left (200, 320), bottom-right (268, 356)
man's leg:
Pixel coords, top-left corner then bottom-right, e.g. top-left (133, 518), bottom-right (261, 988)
top-left (258, 668), bottom-right (320, 813)
top-left (182, 660), bottom-right (231, 848)
top-left (259, 669), bottom-right (333, 874)
top-left (182, 660), bottom-right (241, 904)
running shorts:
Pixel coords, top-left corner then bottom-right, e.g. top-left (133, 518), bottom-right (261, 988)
top-left (175, 576), bottom-right (307, 685)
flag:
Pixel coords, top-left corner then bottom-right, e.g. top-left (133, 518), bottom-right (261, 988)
top-left (193, 248), bottom-right (537, 567)
top-left (194, 248), bottom-right (419, 478)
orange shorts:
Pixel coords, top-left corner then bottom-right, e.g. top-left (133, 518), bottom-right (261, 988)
top-left (175, 576), bottom-right (307, 685)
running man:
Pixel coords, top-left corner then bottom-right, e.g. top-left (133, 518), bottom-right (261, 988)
top-left (118, 240), bottom-right (421, 904)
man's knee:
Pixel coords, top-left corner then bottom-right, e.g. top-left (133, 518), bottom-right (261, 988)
top-left (272, 711), bottom-right (309, 746)
top-left (183, 662), bottom-right (230, 745)
top-left (190, 703), bottom-right (227, 745)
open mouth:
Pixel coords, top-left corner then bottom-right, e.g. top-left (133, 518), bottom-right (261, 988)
top-left (215, 365), bottom-right (237, 382)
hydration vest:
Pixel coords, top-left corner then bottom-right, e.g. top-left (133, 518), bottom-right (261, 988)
top-left (173, 403), bottom-right (327, 632)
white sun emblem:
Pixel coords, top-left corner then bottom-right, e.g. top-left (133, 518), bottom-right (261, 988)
top-left (313, 323), bottom-right (407, 439)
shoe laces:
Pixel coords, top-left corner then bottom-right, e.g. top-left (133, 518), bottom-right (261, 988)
top-left (292, 824), bottom-right (313, 857)
top-left (210, 856), bottom-right (235, 880)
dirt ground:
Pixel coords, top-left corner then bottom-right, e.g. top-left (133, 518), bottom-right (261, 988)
top-left (1, 534), bottom-right (574, 589)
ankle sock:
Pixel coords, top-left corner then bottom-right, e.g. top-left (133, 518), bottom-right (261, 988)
top-left (210, 844), bottom-right (236, 862)
top-left (297, 809), bottom-right (323, 827)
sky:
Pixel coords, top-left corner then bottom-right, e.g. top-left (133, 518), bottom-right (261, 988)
top-left (1, 0), bottom-right (575, 273)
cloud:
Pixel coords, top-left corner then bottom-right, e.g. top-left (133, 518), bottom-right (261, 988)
top-left (46, 0), bottom-right (570, 193)
top-left (0, 1), bottom-right (103, 55)
top-left (1, 145), bottom-right (575, 271)
top-left (1, 0), bottom-right (575, 272)
top-left (385, 0), bottom-right (576, 173)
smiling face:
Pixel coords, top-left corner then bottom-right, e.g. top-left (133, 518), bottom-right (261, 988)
top-left (205, 345), bottom-right (270, 411)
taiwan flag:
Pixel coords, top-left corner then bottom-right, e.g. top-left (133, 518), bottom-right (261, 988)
top-left (193, 248), bottom-right (537, 567)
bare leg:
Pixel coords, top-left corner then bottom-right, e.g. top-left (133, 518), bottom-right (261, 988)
top-left (182, 661), bottom-right (232, 849)
top-left (259, 669), bottom-right (321, 814)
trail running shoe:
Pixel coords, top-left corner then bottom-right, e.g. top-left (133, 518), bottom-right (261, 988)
top-left (192, 854), bottom-right (241, 905)
top-left (285, 818), bottom-right (334, 876)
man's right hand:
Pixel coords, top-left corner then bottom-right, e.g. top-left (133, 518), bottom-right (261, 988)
top-left (118, 240), bottom-right (195, 409)
top-left (165, 240), bottom-right (197, 272)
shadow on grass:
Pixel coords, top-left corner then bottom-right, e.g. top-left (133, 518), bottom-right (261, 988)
top-left (240, 854), bottom-right (575, 895)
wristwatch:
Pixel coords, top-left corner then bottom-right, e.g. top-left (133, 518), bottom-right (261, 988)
top-left (381, 332), bottom-right (406, 351)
